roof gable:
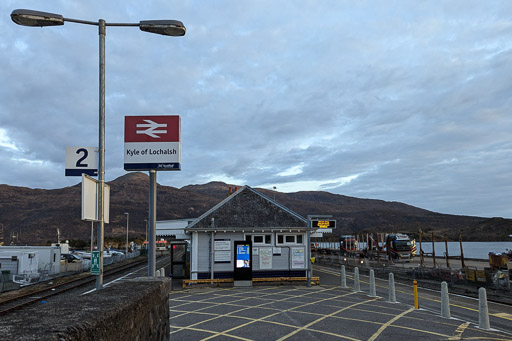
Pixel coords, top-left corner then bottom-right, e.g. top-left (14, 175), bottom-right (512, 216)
top-left (186, 186), bottom-right (307, 229)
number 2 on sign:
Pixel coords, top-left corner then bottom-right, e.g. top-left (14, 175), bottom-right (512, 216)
top-left (76, 148), bottom-right (89, 167)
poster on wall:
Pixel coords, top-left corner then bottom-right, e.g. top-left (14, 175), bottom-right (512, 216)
top-left (291, 247), bottom-right (305, 269)
top-left (215, 251), bottom-right (231, 262)
top-left (214, 240), bottom-right (231, 251)
top-left (259, 247), bottom-right (272, 269)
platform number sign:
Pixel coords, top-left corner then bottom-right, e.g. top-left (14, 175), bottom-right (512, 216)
top-left (65, 147), bottom-right (98, 176)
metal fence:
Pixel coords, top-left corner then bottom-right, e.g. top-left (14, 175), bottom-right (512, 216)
top-left (313, 251), bottom-right (511, 293)
top-left (1, 250), bottom-right (142, 293)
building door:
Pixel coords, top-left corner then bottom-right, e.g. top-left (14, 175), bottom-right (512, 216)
top-left (170, 242), bottom-right (189, 279)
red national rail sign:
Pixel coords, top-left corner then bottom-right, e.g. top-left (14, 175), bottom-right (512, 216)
top-left (124, 115), bottom-right (181, 171)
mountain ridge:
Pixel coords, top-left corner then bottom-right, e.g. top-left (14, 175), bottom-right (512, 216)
top-left (0, 173), bottom-right (511, 245)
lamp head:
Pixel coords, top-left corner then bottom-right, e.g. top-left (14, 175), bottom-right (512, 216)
top-left (139, 20), bottom-right (185, 36)
top-left (11, 9), bottom-right (64, 27)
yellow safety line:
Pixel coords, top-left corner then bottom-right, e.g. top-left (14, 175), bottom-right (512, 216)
top-left (172, 326), bottom-right (252, 340)
top-left (171, 287), bottom-right (343, 337)
top-left (170, 286), bottom-right (308, 312)
top-left (367, 307), bottom-right (415, 341)
top-left (198, 288), bottom-right (354, 341)
top-left (460, 338), bottom-right (512, 341)
top-left (495, 313), bottom-right (512, 321)
top-left (170, 291), bottom-right (289, 332)
top-left (276, 298), bottom-right (378, 341)
top-left (447, 322), bottom-right (470, 340)
top-left (171, 283), bottom-right (511, 340)
top-left (315, 267), bottom-right (509, 319)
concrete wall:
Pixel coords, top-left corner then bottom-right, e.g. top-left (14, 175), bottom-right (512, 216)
top-left (0, 278), bottom-right (171, 341)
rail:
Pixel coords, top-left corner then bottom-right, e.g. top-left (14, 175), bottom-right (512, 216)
top-left (0, 257), bottom-right (148, 316)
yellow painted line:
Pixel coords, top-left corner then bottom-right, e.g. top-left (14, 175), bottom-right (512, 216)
top-left (171, 326), bottom-right (252, 340)
top-left (458, 336), bottom-right (512, 341)
top-left (315, 267), bottom-right (510, 320)
top-left (276, 298), bottom-right (378, 341)
top-left (367, 307), bottom-right (415, 341)
top-left (297, 327), bottom-right (362, 340)
top-left (495, 313), bottom-right (512, 320)
top-left (172, 287), bottom-right (344, 339)
top-left (448, 322), bottom-right (470, 340)
top-left (199, 288), bottom-right (354, 341)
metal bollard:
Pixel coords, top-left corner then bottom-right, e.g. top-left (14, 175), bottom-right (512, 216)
top-left (340, 265), bottom-right (348, 288)
top-left (369, 269), bottom-right (376, 297)
top-left (478, 287), bottom-right (490, 330)
top-left (388, 273), bottom-right (396, 303)
top-left (353, 267), bottom-right (361, 292)
top-left (441, 281), bottom-right (450, 318)
top-left (413, 280), bottom-right (419, 309)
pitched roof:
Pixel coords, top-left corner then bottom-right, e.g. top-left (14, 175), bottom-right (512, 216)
top-left (185, 185), bottom-right (307, 230)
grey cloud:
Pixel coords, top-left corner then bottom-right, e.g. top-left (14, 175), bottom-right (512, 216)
top-left (1, 1), bottom-right (511, 218)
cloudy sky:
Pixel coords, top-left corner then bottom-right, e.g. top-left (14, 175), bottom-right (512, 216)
top-left (1, 1), bottom-right (511, 218)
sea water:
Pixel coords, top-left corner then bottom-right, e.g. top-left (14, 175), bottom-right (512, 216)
top-left (418, 241), bottom-right (512, 260)
top-left (315, 241), bottom-right (512, 260)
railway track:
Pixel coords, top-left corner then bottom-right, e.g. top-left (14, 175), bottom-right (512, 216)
top-left (0, 257), bottom-right (149, 316)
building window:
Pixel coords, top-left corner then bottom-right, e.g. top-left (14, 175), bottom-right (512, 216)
top-left (276, 234), bottom-right (305, 245)
top-left (248, 234), bottom-right (273, 246)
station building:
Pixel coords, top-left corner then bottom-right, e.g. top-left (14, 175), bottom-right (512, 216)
top-left (183, 186), bottom-right (308, 280)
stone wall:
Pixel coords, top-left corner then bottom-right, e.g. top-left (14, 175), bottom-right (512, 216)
top-left (0, 277), bottom-right (171, 341)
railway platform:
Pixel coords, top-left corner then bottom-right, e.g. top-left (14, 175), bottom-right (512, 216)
top-left (169, 284), bottom-right (512, 340)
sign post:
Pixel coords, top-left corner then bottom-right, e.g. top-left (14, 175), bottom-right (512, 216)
top-left (124, 115), bottom-right (181, 277)
top-left (307, 215), bottom-right (333, 287)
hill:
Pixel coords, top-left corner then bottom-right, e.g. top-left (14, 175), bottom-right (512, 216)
top-left (0, 173), bottom-right (511, 245)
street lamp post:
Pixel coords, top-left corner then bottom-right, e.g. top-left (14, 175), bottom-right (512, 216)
top-left (144, 219), bottom-right (148, 242)
top-left (11, 9), bottom-right (186, 289)
top-left (124, 212), bottom-right (129, 256)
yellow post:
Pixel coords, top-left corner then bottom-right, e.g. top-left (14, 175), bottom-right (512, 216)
top-left (413, 280), bottom-right (419, 309)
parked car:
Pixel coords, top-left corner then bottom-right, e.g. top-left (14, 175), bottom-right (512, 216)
top-left (61, 253), bottom-right (83, 263)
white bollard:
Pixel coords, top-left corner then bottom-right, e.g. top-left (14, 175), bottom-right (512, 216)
top-left (353, 267), bottom-right (361, 292)
top-left (478, 287), bottom-right (490, 330)
top-left (388, 272), bottom-right (396, 303)
top-left (160, 268), bottom-right (165, 277)
top-left (341, 265), bottom-right (348, 288)
top-left (369, 269), bottom-right (377, 297)
top-left (155, 269), bottom-right (161, 277)
top-left (441, 281), bottom-right (450, 318)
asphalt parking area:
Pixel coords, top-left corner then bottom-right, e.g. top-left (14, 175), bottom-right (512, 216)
top-left (169, 285), bottom-right (512, 340)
